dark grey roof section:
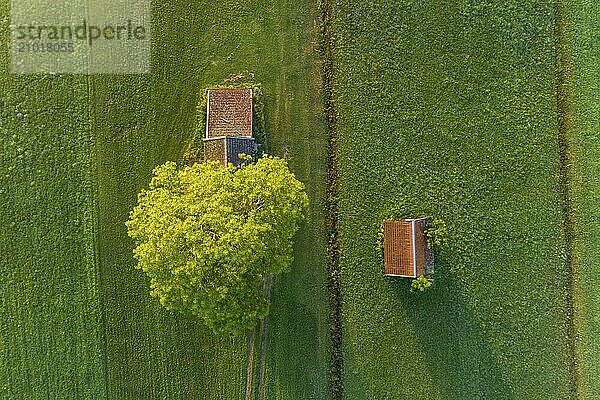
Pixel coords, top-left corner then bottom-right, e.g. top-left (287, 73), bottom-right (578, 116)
top-left (203, 136), bottom-right (257, 167)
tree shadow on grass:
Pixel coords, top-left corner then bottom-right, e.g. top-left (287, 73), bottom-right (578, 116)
top-left (264, 291), bottom-right (326, 400)
top-left (387, 256), bottom-right (514, 400)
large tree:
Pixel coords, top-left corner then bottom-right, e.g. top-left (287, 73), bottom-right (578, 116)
top-left (126, 156), bottom-right (308, 334)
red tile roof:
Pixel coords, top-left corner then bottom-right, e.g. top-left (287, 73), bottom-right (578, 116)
top-left (383, 218), bottom-right (433, 277)
top-left (206, 89), bottom-right (253, 138)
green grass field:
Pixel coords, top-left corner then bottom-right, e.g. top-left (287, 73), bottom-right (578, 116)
top-left (1, 0), bottom-right (330, 398)
top-left (327, 0), bottom-right (575, 398)
top-left (566, 1), bottom-right (600, 399)
top-left (4, 0), bottom-right (600, 398)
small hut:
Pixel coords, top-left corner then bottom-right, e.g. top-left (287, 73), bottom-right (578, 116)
top-left (383, 218), bottom-right (434, 277)
top-left (204, 88), bottom-right (256, 166)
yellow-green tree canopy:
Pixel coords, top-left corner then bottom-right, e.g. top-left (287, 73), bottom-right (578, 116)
top-left (126, 156), bottom-right (308, 335)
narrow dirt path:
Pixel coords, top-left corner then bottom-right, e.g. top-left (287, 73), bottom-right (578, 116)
top-left (245, 275), bottom-right (274, 400)
top-left (256, 275), bottom-right (274, 400)
top-left (245, 329), bottom-right (256, 400)
top-left (552, 1), bottom-right (582, 399)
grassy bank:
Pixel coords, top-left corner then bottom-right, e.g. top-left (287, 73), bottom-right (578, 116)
top-left (565, 1), bottom-right (600, 398)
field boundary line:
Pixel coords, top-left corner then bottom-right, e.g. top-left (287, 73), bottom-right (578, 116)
top-left (318, 0), bottom-right (344, 398)
top-left (553, 1), bottom-right (582, 399)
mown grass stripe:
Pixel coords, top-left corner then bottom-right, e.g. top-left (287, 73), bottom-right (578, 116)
top-left (0, 72), bottom-right (107, 397)
top-left (86, 53), bottom-right (110, 400)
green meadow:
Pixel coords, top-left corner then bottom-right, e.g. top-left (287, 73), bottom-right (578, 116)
top-left (327, 0), bottom-right (575, 398)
